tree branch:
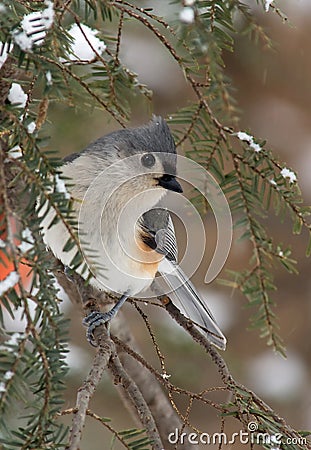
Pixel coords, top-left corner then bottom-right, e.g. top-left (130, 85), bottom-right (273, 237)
top-left (109, 348), bottom-right (164, 450)
top-left (66, 327), bottom-right (114, 450)
top-left (160, 295), bottom-right (311, 447)
top-left (110, 310), bottom-right (196, 449)
top-left (55, 266), bottom-right (167, 449)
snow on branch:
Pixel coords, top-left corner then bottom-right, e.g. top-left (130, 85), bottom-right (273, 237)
top-left (12, 0), bottom-right (54, 52)
top-left (0, 271), bottom-right (19, 297)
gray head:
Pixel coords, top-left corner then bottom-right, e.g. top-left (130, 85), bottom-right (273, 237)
top-left (64, 116), bottom-right (182, 195)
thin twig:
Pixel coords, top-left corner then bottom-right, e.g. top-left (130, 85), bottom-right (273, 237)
top-left (114, 8), bottom-right (124, 67)
top-left (160, 296), bottom-right (310, 446)
top-left (131, 300), bottom-right (167, 376)
top-left (159, 296), bottom-right (232, 385)
top-left (109, 0), bottom-right (228, 138)
top-left (36, 54), bottom-right (126, 127)
top-left (175, 102), bottom-right (204, 147)
top-left (112, 334), bottom-right (225, 411)
top-left (232, 156), bottom-right (277, 348)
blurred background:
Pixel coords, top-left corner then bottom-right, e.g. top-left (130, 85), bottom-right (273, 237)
top-left (4, 1), bottom-right (311, 448)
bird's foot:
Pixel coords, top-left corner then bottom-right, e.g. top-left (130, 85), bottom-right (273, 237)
top-left (82, 311), bottom-right (113, 347)
top-left (82, 294), bottom-right (128, 347)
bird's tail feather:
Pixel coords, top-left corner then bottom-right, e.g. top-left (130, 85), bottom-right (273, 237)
top-left (158, 259), bottom-right (226, 350)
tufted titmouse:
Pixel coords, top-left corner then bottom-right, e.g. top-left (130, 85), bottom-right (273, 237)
top-left (42, 116), bottom-right (226, 350)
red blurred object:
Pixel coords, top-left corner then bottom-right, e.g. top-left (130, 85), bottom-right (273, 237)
top-left (0, 213), bottom-right (31, 289)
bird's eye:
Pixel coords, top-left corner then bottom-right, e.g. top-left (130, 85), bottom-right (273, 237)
top-left (141, 153), bottom-right (156, 168)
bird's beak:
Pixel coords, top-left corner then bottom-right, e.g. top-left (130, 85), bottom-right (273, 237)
top-left (157, 174), bottom-right (183, 193)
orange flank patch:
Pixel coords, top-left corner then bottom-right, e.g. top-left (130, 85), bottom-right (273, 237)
top-left (136, 238), bottom-right (162, 279)
top-left (0, 214), bottom-right (31, 292)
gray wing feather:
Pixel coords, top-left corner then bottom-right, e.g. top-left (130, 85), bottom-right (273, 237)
top-left (141, 208), bottom-right (226, 350)
top-left (140, 208), bottom-right (178, 262)
top-left (157, 260), bottom-right (226, 350)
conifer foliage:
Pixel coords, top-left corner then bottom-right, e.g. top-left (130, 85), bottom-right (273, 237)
top-left (0, 1), bottom-right (310, 449)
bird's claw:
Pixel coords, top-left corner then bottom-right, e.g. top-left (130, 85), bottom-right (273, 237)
top-left (82, 311), bottom-right (112, 347)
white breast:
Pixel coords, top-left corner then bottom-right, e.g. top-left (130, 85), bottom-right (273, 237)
top-left (40, 166), bottom-right (166, 297)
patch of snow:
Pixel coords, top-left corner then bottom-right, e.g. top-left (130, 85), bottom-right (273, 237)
top-left (161, 372), bottom-right (171, 379)
top-left (0, 332), bottom-right (25, 352)
top-left (4, 370), bottom-right (14, 380)
top-left (7, 145), bottom-right (22, 159)
top-left (27, 121), bottom-right (36, 134)
top-left (67, 23), bottom-right (106, 61)
top-left (12, 0), bottom-right (54, 52)
top-left (2, 302), bottom-right (35, 333)
top-left (250, 141), bottom-right (262, 153)
top-left (0, 271), bottom-right (19, 296)
top-left (8, 83), bottom-right (27, 108)
top-left (55, 174), bottom-right (70, 199)
top-left (46, 70), bottom-right (53, 85)
top-left (179, 7), bottom-right (195, 24)
top-left (0, 42), bottom-right (13, 68)
top-left (236, 131), bottom-right (253, 143)
top-left (265, 0), bottom-right (274, 12)
top-left (236, 131), bottom-right (262, 152)
top-left (281, 167), bottom-right (297, 183)
top-left (18, 228), bottom-right (35, 253)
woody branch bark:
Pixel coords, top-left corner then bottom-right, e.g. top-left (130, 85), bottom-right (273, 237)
top-left (55, 267), bottom-right (182, 450)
